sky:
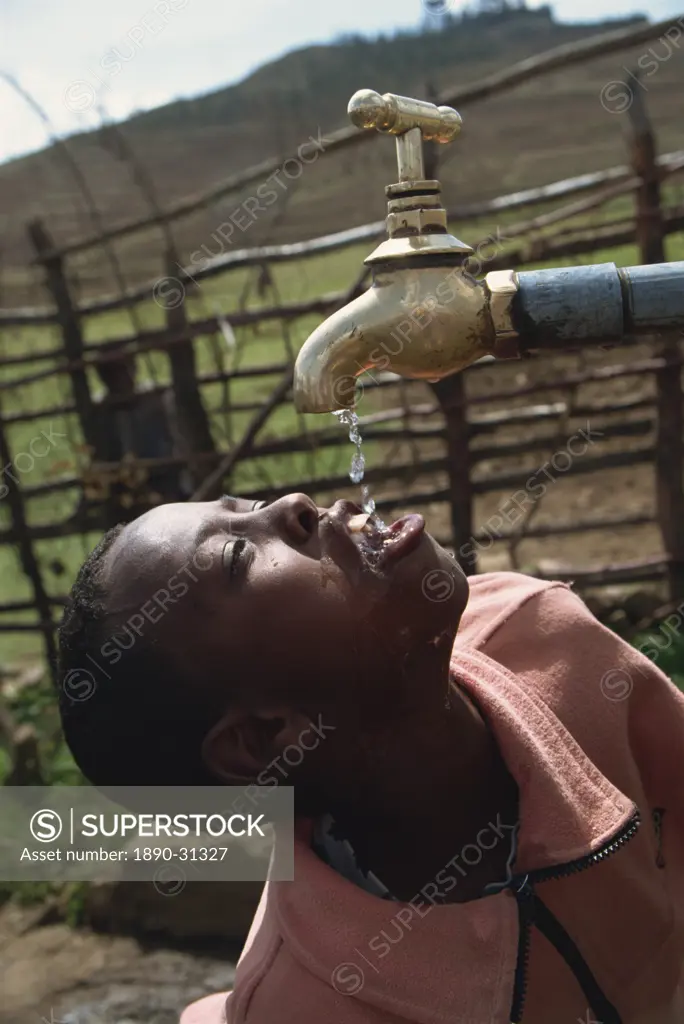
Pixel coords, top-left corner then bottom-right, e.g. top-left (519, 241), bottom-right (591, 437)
top-left (1, 0), bottom-right (681, 166)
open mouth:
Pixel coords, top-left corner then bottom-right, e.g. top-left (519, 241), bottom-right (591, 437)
top-left (347, 510), bottom-right (425, 571)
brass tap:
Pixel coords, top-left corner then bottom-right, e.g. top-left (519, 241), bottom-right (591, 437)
top-left (292, 90), bottom-right (684, 414)
top-left (347, 89), bottom-right (470, 263)
top-left (293, 90), bottom-right (499, 413)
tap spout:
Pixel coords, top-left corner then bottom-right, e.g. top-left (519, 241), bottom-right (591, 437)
top-left (293, 262), bottom-right (496, 413)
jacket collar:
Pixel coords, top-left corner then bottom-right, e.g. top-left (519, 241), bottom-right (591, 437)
top-left (452, 647), bottom-right (633, 872)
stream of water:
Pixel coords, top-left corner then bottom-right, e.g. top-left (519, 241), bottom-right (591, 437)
top-left (334, 408), bottom-right (380, 518)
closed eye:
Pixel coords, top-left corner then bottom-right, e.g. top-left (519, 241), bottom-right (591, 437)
top-left (224, 536), bottom-right (248, 578)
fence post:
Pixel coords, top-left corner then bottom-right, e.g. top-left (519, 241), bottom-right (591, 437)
top-left (163, 251), bottom-right (216, 490)
top-left (27, 219), bottom-right (105, 461)
top-left (430, 374), bottom-right (474, 574)
top-left (626, 72), bottom-right (684, 600)
top-left (0, 399), bottom-right (58, 681)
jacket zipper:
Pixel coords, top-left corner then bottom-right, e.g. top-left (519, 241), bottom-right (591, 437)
top-left (509, 809), bottom-right (641, 1023)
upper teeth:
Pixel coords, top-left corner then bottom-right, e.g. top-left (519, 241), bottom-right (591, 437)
top-left (349, 513), bottom-right (371, 533)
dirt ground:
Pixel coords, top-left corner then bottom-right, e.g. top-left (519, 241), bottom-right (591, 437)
top-left (0, 903), bottom-right (237, 1024)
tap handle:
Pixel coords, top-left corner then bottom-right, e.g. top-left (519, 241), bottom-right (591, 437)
top-left (348, 89), bottom-right (462, 144)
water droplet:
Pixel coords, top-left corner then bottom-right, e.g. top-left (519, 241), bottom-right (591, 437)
top-left (350, 452), bottom-right (365, 484)
top-left (333, 408), bottom-right (384, 526)
top-left (361, 486), bottom-right (375, 515)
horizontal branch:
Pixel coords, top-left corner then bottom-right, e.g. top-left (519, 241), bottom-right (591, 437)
top-left (0, 345), bottom-right (659, 432)
top-left (3, 202), bottom-right (684, 375)
top-left (211, 444), bottom-right (656, 507)
top-left (216, 409), bottom-right (654, 461)
top-left (0, 352), bottom-right (671, 479)
top-left (0, 306), bottom-right (59, 327)
top-left (0, 289), bottom-right (349, 378)
top-left (480, 204), bottom-right (684, 276)
top-left (0, 339), bottom-right (292, 389)
top-left (438, 511), bottom-right (654, 546)
top-left (1, 222), bottom-right (681, 388)
top-left (346, 355), bottom-right (678, 413)
top-left (7, 392), bottom-right (661, 505)
top-left (0, 393), bottom-right (655, 546)
top-left (73, 152), bottom-right (684, 306)
top-left (533, 555), bottom-right (667, 585)
top-left (505, 161), bottom-right (684, 239)
top-left (3, 146), bottom-right (682, 331)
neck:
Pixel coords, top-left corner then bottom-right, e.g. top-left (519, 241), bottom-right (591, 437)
top-left (314, 650), bottom-right (519, 900)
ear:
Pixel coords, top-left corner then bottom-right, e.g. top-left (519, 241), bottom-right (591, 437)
top-left (201, 707), bottom-right (315, 784)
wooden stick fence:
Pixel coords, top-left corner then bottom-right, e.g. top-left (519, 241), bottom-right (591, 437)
top-left (3, 187), bottom-right (684, 386)
top-left (0, 354), bottom-right (670, 502)
top-left (4, 150), bottom-right (684, 333)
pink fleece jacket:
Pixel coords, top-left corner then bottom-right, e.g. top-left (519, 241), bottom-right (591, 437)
top-left (181, 572), bottom-right (684, 1023)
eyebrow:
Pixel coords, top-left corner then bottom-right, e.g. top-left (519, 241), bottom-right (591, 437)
top-left (193, 496), bottom-right (239, 551)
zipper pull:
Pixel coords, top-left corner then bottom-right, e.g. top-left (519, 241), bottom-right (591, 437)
top-left (515, 875), bottom-right (534, 899)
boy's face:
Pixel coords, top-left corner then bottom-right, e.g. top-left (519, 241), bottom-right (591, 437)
top-left (103, 493), bottom-right (468, 713)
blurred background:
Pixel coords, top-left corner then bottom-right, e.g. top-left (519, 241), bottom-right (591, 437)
top-left (1, 2), bottom-right (684, 1021)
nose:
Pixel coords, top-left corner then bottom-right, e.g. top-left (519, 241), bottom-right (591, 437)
top-left (270, 493), bottom-right (320, 544)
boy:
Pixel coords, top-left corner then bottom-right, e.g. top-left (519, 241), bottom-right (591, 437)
top-left (57, 493), bottom-right (684, 1024)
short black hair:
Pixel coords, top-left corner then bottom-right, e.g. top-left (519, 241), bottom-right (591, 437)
top-left (57, 525), bottom-right (219, 786)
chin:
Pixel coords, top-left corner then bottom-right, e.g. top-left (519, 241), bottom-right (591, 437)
top-left (395, 533), bottom-right (469, 624)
